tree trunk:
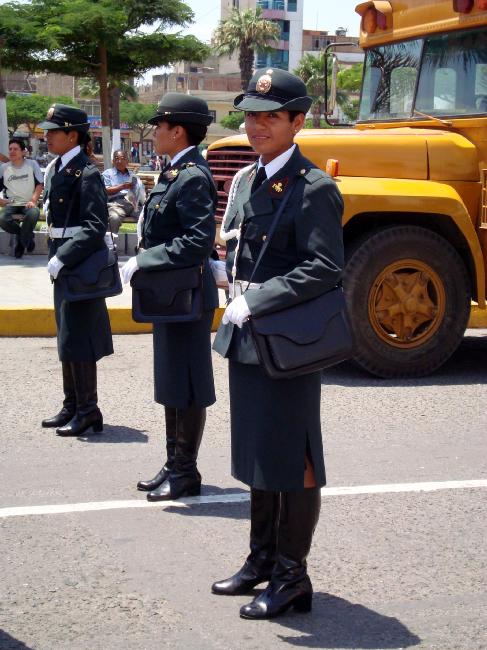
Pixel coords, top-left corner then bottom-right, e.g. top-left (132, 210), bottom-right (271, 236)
top-left (0, 65), bottom-right (9, 157)
top-left (110, 85), bottom-right (121, 155)
top-left (312, 103), bottom-right (321, 128)
top-left (97, 44), bottom-right (112, 169)
top-left (239, 45), bottom-right (254, 91)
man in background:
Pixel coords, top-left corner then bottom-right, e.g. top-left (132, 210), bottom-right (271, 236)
top-left (102, 149), bottom-right (145, 235)
top-left (0, 138), bottom-right (43, 258)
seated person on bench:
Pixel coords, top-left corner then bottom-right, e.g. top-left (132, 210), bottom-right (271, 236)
top-left (0, 138), bottom-right (44, 258)
top-left (102, 149), bottom-right (145, 235)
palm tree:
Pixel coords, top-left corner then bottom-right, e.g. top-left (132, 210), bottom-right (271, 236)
top-left (212, 7), bottom-right (280, 91)
top-left (295, 53), bottom-right (361, 126)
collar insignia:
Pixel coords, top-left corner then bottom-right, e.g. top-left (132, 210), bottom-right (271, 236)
top-left (164, 168), bottom-right (179, 181)
top-left (270, 178), bottom-right (288, 196)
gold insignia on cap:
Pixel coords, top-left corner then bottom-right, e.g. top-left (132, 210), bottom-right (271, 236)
top-left (266, 69), bottom-right (274, 75)
top-left (256, 74), bottom-right (272, 94)
top-left (272, 182), bottom-right (284, 193)
top-left (46, 106), bottom-right (55, 119)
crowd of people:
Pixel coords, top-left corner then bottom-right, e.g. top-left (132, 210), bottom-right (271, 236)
top-left (4, 67), bottom-right (345, 621)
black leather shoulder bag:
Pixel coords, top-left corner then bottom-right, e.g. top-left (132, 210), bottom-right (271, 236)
top-left (55, 169), bottom-right (122, 302)
top-left (247, 174), bottom-right (354, 379)
top-left (130, 264), bottom-right (203, 323)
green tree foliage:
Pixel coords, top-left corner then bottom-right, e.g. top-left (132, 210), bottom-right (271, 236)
top-left (294, 54), bottom-right (363, 126)
top-left (220, 112), bottom-right (244, 131)
top-left (8, 0), bottom-right (209, 161)
top-left (119, 100), bottom-right (156, 148)
top-left (212, 7), bottom-right (280, 91)
top-left (6, 93), bottom-right (78, 135)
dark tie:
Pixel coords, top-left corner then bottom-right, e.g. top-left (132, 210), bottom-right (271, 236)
top-left (251, 167), bottom-right (267, 193)
top-left (54, 157), bottom-right (61, 174)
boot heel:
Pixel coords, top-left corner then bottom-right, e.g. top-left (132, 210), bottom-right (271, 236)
top-left (293, 593), bottom-right (312, 613)
top-left (92, 419), bottom-right (103, 433)
top-left (186, 484), bottom-right (201, 497)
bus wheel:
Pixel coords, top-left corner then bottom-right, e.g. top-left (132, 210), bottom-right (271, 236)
top-left (344, 225), bottom-right (471, 378)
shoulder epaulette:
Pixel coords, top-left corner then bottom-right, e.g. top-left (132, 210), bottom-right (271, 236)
top-left (298, 167), bottom-right (325, 184)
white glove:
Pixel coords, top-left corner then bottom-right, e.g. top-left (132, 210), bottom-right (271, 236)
top-left (47, 255), bottom-right (64, 280)
top-left (222, 295), bottom-right (251, 328)
top-left (121, 255), bottom-right (139, 284)
top-left (209, 258), bottom-right (228, 288)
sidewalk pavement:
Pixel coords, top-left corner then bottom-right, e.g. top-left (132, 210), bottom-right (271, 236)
top-left (0, 253), bottom-right (225, 336)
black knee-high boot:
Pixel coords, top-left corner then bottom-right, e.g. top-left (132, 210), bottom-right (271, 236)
top-left (212, 488), bottom-right (280, 595)
top-left (42, 362), bottom-right (76, 428)
top-left (56, 362), bottom-right (103, 436)
top-left (240, 487), bottom-right (321, 619)
top-left (147, 403), bottom-right (205, 501)
top-left (137, 407), bottom-right (177, 491)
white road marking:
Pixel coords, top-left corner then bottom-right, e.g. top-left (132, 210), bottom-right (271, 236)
top-left (1, 479), bottom-right (486, 519)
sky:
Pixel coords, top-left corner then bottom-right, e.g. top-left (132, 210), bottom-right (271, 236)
top-left (141, 0), bottom-right (361, 83)
top-left (182, 0), bottom-right (361, 41)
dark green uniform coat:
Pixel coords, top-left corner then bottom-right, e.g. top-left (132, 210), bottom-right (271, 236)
top-left (46, 150), bottom-right (113, 363)
top-left (213, 146), bottom-right (344, 491)
top-left (138, 147), bottom-right (218, 409)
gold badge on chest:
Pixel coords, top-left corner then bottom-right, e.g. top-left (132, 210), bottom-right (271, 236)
top-left (269, 177), bottom-right (289, 197)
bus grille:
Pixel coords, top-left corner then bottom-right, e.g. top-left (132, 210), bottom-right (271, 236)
top-left (207, 147), bottom-right (257, 222)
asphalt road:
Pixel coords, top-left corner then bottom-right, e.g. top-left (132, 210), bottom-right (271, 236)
top-left (0, 333), bottom-right (486, 650)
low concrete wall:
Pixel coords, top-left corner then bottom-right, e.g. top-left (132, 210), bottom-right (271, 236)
top-left (0, 231), bottom-right (138, 256)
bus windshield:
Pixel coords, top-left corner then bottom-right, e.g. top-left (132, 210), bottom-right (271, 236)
top-left (359, 27), bottom-right (487, 122)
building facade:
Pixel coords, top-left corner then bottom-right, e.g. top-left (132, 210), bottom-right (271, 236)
top-left (219, 0), bottom-right (303, 73)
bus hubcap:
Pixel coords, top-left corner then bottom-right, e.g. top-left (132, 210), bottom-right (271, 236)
top-left (369, 259), bottom-right (445, 348)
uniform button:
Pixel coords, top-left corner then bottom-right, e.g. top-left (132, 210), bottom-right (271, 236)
top-left (300, 168), bottom-right (306, 175)
top-left (59, 198), bottom-right (64, 203)
top-left (155, 204), bottom-right (160, 209)
top-left (262, 235), bottom-right (267, 241)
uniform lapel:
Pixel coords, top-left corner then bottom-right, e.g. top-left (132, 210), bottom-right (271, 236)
top-left (243, 147), bottom-right (305, 222)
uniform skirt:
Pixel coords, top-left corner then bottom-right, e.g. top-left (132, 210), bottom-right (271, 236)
top-left (153, 310), bottom-right (216, 409)
top-left (229, 360), bottom-right (326, 492)
top-left (54, 283), bottom-right (114, 363)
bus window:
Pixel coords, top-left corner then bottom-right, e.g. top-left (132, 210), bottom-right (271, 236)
top-left (359, 39), bottom-right (422, 121)
top-left (416, 28), bottom-right (487, 116)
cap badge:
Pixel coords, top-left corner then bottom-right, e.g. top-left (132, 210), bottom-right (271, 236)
top-left (256, 74), bottom-right (272, 94)
top-left (46, 106), bottom-right (55, 120)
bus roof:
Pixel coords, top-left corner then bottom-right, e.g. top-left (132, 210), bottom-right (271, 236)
top-left (356, 0), bottom-right (487, 48)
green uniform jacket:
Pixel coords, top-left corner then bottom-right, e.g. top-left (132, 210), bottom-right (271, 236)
top-left (213, 145), bottom-right (344, 491)
top-left (137, 147), bottom-right (218, 408)
top-left (45, 150), bottom-right (113, 363)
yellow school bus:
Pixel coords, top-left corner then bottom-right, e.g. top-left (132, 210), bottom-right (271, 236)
top-left (207, 0), bottom-right (487, 377)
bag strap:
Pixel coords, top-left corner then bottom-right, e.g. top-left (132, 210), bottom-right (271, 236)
top-left (60, 173), bottom-right (83, 237)
top-left (246, 175), bottom-right (300, 286)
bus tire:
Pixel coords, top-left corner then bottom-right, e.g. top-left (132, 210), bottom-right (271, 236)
top-left (343, 225), bottom-right (471, 378)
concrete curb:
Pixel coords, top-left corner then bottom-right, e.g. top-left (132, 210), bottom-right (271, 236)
top-left (0, 305), bottom-right (225, 337)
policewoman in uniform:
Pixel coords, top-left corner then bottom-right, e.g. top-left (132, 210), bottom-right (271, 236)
top-left (39, 104), bottom-right (113, 436)
top-left (212, 69), bottom-right (344, 619)
top-left (121, 94), bottom-right (218, 502)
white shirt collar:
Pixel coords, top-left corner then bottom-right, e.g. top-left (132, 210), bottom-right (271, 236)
top-left (170, 145), bottom-right (195, 167)
top-left (258, 144), bottom-right (296, 180)
top-left (59, 145), bottom-right (81, 171)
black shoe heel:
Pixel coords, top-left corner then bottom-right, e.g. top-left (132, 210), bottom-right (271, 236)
top-left (293, 593), bottom-right (312, 613)
top-left (92, 419), bottom-right (103, 433)
top-left (186, 484), bottom-right (201, 497)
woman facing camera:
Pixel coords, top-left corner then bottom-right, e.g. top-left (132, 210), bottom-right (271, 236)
top-left (212, 69), bottom-right (345, 619)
